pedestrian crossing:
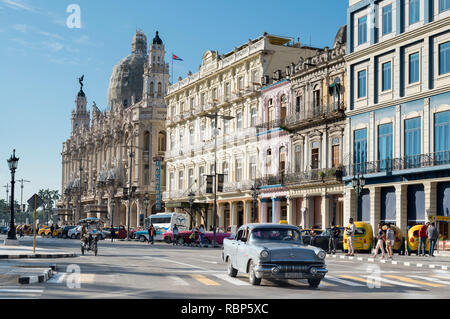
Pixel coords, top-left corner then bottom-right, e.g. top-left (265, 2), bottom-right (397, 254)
top-left (38, 270), bottom-right (450, 292)
top-left (0, 286), bottom-right (44, 299)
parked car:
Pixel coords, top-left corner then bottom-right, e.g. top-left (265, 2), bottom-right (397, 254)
top-left (111, 226), bottom-right (128, 239)
top-left (163, 230), bottom-right (232, 245)
top-left (309, 227), bottom-right (345, 252)
top-left (406, 224), bottom-right (429, 255)
top-left (0, 226), bottom-right (9, 234)
top-left (100, 228), bottom-right (111, 239)
top-left (59, 225), bottom-right (77, 239)
top-left (300, 229), bottom-right (324, 245)
top-left (222, 223), bottom-right (328, 287)
top-left (68, 225), bottom-right (82, 239)
top-left (16, 224), bottom-right (33, 236)
top-left (343, 221), bottom-right (373, 253)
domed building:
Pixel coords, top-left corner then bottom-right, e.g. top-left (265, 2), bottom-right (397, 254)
top-left (59, 30), bottom-right (170, 228)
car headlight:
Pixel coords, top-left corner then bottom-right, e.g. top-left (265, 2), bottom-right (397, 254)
top-left (260, 250), bottom-right (269, 258)
top-left (317, 251), bottom-right (326, 259)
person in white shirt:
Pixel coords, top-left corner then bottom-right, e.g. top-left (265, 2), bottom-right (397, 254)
top-left (345, 218), bottom-right (356, 256)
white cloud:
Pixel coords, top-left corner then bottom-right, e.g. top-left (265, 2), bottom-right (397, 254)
top-left (1, 0), bottom-right (34, 12)
top-left (12, 23), bottom-right (27, 32)
top-left (42, 40), bottom-right (64, 52)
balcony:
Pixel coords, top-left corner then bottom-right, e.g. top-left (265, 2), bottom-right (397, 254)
top-left (256, 118), bottom-right (286, 131)
top-left (344, 151), bottom-right (450, 177)
top-left (284, 102), bottom-right (345, 131)
top-left (83, 204), bottom-right (108, 214)
top-left (283, 168), bottom-right (343, 186)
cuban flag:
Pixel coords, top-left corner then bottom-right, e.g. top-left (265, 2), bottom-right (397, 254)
top-left (172, 54), bottom-right (183, 61)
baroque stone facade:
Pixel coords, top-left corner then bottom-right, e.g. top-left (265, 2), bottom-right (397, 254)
top-left (58, 31), bottom-right (169, 227)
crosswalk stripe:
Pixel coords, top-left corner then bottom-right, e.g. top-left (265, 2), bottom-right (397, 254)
top-left (191, 274), bottom-right (220, 286)
top-left (213, 274), bottom-right (251, 286)
top-left (359, 275), bottom-right (419, 287)
top-left (168, 275), bottom-right (189, 286)
top-left (384, 275), bottom-right (444, 288)
top-left (338, 275), bottom-right (373, 285)
top-left (323, 275), bottom-right (365, 287)
top-left (0, 289), bottom-right (44, 293)
top-left (432, 273), bottom-right (450, 280)
top-left (409, 275), bottom-right (450, 285)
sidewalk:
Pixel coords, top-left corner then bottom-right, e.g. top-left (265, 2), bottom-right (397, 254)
top-left (0, 239), bottom-right (77, 259)
top-left (330, 251), bottom-right (450, 271)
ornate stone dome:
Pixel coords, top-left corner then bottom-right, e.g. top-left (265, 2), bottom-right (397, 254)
top-left (107, 30), bottom-right (148, 109)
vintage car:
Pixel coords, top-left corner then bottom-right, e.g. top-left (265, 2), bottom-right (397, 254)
top-left (300, 229), bottom-right (324, 245)
top-left (310, 227), bottom-right (345, 253)
top-left (222, 223), bottom-right (328, 287)
top-left (163, 230), bottom-right (232, 245)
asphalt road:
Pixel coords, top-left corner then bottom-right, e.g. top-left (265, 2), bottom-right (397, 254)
top-left (1, 236), bottom-right (450, 299)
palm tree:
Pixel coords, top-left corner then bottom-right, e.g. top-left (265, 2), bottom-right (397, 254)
top-left (37, 189), bottom-right (60, 224)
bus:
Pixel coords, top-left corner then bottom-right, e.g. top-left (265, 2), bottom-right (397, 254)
top-left (146, 212), bottom-right (188, 241)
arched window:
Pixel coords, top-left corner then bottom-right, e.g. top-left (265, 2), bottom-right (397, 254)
top-left (158, 82), bottom-right (162, 97)
top-left (279, 146), bottom-right (286, 174)
top-left (250, 107), bottom-right (257, 127)
top-left (150, 82), bottom-right (154, 97)
top-left (280, 95), bottom-right (287, 122)
top-left (158, 132), bottom-right (166, 152)
top-left (267, 99), bottom-right (274, 123)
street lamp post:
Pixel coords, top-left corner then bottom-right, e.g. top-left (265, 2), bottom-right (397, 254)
top-left (7, 150), bottom-right (19, 240)
top-left (352, 172), bottom-right (366, 221)
top-left (251, 184), bottom-right (259, 223)
top-left (204, 111), bottom-right (234, 247)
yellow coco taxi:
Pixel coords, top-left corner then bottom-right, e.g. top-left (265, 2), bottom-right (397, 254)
top-left (386, 225), bottom-right (405, 254)
top-left (38, 226), bottom-right (60, 238)
top-left (406, 225), bottom-right (430, 256)
top-left (343, 222), bottom-right (373, 253)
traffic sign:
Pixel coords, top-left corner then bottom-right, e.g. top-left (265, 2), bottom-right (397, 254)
top-left (27, 194), bottom-right (43, 209)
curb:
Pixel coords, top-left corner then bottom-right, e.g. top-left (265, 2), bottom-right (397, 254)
top-left (18, 268), bottom-right (54, 285)
top-left (330, 254), bottom-right (450, 271)
top-left (0, 253), bottom-right (77, 259)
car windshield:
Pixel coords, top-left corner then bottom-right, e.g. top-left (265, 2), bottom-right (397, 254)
top-left (251, 228), bottom-right (302, 242)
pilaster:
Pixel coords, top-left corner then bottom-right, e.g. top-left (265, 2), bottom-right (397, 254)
top-left (395, 184), bottom-right (408, 238)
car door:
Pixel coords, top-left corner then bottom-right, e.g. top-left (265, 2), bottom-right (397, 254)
top-left (236, 228), bottom-right (250, 272)
top-left (230, 229), bottom-right (243, 268)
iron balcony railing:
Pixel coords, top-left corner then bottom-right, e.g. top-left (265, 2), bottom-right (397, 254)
top-left (284, 102), bottom-right (345, 128)
top-left (256, 168), bottom-right (344, 187)
top-left (345, 150), bottom-right (450, 176)
top-left (256, 118), bottom-right (286, 131)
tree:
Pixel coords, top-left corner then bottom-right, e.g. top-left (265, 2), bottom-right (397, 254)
top-left (37, 189), bottom-right (60, 224)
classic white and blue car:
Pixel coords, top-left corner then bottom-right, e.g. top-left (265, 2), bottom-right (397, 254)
top-left (222, 223), bottom-right (328, 287)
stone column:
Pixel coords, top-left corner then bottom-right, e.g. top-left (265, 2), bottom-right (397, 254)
top-left (424, 181), bottom-right (437, 222)
top-left (302, 196), bottom-right (310, 229)
top-left (272, 197), bottom-right (281, 223)
top-left (370, 186), bottom-right (381, 231)
top-left (218, 203), bottom-right (225, 229)
top-left (286, 196), bottom-right (295, 225)
top-left (321, 194), bottom-right (331, 229)
top-left (245, 200), bottom-right (252, 224)
top-left (231, 201), bottom-right (238, 226)
top-left (260, 199), bottom-right (269, 223)
top-left (395, 184), bottom-right (408, 238)
top-left (343, 188), bottom-right (355, 224)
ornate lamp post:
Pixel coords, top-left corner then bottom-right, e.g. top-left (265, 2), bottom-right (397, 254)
top-left (352, 172), bottom-right (366, 220)
top-left (7, 150), bottom-right (19, 240)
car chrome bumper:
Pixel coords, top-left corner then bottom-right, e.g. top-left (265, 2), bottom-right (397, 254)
top-left (254, 264), bottom-right (327, 280)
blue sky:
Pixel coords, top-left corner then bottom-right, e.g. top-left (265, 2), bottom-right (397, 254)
top-left (0, 0), bottom-right (347, 206)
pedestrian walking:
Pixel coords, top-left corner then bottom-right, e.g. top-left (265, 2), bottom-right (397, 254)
top-left (328, 223), bottom-right (340, 254)
top-left (372, 223), bottom-right (387, 259)
top-left (385, 224), bottom-right (395, 259)
top-left (418, 222), bottom-right (429, 256)
top-left (50, 224), bottom-right (54, 236)
top-left (199, 224), bottom-right (205, 246)
top-left (427, 222), bottom-right (439, 257)
top-left (345, 218), bottom-right (356, 256)
top-left (147, 224), bottom-right (153, 245)
top-left (173, 224), bottom-right (179, 245)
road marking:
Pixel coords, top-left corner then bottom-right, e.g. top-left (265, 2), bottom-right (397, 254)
top-left (368, 258), bottom-right (374, 262)
top-left (404, 262), bottom-right (410, 266)
top-left (191, 274), bottom-right (220, 286)
top-left (47, 273), bottom-right (67, 284)
top-left (432, 273), bottom-right (450, 280)
top-left (338, 275), bottom-right (371, 284)
top-left (416, 263), bottom-right (423, 268)
top-left (360, 275), bottom-right (419, 288)
top-left (409, 275), bottom-right (450, 285)
top-left (203, 261), bottom-right (219, 264)
top-left (384, 275), bottom-right (444, 288)
top-left (80, 274), bottom-right (95, 284)
top-left (167, 275), bottom-right (189, 286)
top-left (213, 274), bottom-right (251, 286)
top-left (318, 280), bottom-right (337, 287)
top-left (442, 265), bottom-right (448, 270)
top-left (0, 289), bottom-right (44, 293)
top-left (429, 265), bottom-right (436, 269)
top-left (323, 275), bottom-right (364, 287)
top-left (357, 257), bottom-right (363, 261)
top-left (391, 261), bottom-right (398, 265)
top-left (145, 256), bottom-right (207, 271)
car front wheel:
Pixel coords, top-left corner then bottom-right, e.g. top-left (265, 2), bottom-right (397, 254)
top-left (308, 279), bottom-right (321, 288)
top-left (227, 258), bottom-right (238, 277)
top-left (139, 235), bottom-right (146, 242)
top-left (248, 260), bottom-right (261, 286)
